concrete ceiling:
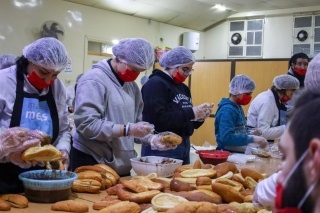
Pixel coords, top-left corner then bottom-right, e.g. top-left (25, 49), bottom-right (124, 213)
top-left (63, 0), bottom-right (320, 31)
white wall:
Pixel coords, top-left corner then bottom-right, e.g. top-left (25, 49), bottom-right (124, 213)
top-left (203, 6), bottom-right (320, 59)
top-left (0, 0), bottom-right (204, 87)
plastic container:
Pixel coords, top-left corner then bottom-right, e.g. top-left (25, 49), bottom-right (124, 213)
top-left (19, 170), bottom-right (78, 203)
top-left (130, 156), bottom-right (183, 177)
top-left (196, 150), bottom-right (230, 165)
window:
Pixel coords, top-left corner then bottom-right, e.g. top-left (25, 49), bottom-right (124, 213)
top-left (292, 14), bottom-right (320, 57)
top-left (228, 19), bottom-right (264, 58)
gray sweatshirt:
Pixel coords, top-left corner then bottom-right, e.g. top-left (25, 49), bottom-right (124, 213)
top-left (72, 59), bottom-right (144, 176)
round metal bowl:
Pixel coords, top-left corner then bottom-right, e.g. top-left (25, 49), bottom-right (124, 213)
top-left (19, 170), bottom-right (78, 203)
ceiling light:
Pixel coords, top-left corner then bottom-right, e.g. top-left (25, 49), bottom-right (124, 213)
top-left (213, 4), bottom-right (226, 11)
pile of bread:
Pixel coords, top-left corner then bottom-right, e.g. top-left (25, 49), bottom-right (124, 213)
top-left (85, 160), bottom-right (272, 213)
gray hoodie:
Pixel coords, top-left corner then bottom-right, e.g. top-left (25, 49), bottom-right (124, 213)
top-left (72, 59), bottom-right (144, 176)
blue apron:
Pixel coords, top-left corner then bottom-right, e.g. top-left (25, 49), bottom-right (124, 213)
top-left (0, 69), bottom-right (59, 194)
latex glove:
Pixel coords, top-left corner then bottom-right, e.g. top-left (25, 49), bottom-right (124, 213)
top-left (6, 151), bottom-right (42, 168)
top-left (148, 134), bottom-right (177, 151)
top-left (252, 136), bottom-right (268, 148)
top-left (128, 122), bottom-right (154, 138)
top-left (248, 128), bottom-right (262, 136)
top-left (0, 128), bottom-right (42, 158)
top-left (60, 150), bottom-right (69, 170)
top-left (192, 103), bottom-right (211, 120)
top-left (26, 129), bottom-right (52, 146)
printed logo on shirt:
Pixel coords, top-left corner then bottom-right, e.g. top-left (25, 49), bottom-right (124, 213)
top-left (173, 94), bottom-right (192, 108)
top-left (20, 98), bottom-right (53, 137)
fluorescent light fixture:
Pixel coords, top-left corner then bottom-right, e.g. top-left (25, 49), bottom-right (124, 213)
top-left (112, 39), bottom-right (119, 44)
top-left (213, 4), bottom-right (226, 11)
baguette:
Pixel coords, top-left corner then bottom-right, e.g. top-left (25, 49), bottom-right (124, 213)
top-left (214, 162), bottom-right (238, 178)
top-left (0, 194), bottom-right (28, 208)
top-left (92, 200), bottom-right (121, 210)
top-left (51, 200), bottom-right (88, 212)
top-left (180, 169), bottom-right (216, 178)
top-left (77, 171), bottom-right (103, 182)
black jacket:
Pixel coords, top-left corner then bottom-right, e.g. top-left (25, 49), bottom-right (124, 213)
top-left (141, 69), bottom-right (203, 137)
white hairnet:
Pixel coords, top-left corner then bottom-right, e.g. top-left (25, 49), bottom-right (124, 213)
top-left (305, 53), bottom-right (320, 89)
top-left (112, 38), bottom-right (154, 70)
top-left (273, 74), bottom-right (300, 90)
top-left (23, 37), bottom-right (68, 71)
top-left (0, 54), bottom-right (16, 69)
top-left (229, 74), bottom-right (256, 95)
top-left (159, 46), bottom-right (195, 68)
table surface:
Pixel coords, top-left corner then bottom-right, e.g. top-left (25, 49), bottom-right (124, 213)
top-left (8, 156), bottom-right (281, 213)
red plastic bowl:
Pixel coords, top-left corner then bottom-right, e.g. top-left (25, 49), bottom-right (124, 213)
top-left (196, 150), bottom-right (230, 165)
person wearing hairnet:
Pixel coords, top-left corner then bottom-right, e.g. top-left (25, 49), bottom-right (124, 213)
top-left (141, 46), bottom-right (213, 164)
top-left (70, 38), bottom-right (176, 176)
top-left (215, 74), bottom-right (267, 153)
top-left (0, 54), bottom-right (17, 70)
top-left (66, 73), bottom-right (83, 113)
top-left (286, 52), bottom-right (309, 115)
top-left (0, 37), bottom-right (71, 193)
top-left (305, 53), bottom-right (320, 90)
top-left (247, 74), bottom-right (299, 141)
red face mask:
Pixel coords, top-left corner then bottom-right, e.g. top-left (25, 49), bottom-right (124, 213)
top-left (172, 72), bottom-right (187, 84)
top-left (118, 68), bottom-right (139, 82)
top-left (294, 67), bottom-right (307, 76)
top-left (280, 96), bottom-right (291, 103)
top-left (27, 72), bottom-right (54, 89)
top-left (236, 94), bottom-right (252, 105)
top-left (275, 150), bottom-right (314, 213)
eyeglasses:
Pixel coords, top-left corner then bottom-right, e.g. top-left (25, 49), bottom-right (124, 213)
top-left (178, 66), bottom-right (194, 75)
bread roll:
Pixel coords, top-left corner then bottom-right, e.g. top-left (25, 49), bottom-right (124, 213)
top-left (51, 200), bottom-right (88, 212)
top-left (240, 168), bottom-right (264, 182)
top-left (21, 144), bottom-right (62, 162)
top-left (180, 169), bottom-right (216, 178)
top-left (160, 134), bottom-right (182, 145)
top-left (77, 171), bottom-right (103, 182)
top-left (99, 201), bottom-right (140, 213)
top-left (214, 162), bottom-right (238, 178)
top-left (193, 160), bottom-right (202, 169)
top-left (0, 199), bottom-right (11, 211)
top-left (92, 200), bottom-right (121, 210)
top-left (217, 204), bottom-right (242, 213)
top-left (211, 183), bottom-right (244, 203)
top-left (170, 179), bottom-right (195, 192)
top-left (215, 178), bottom-right (244, 191)
top-left (95, 164), bottom-right (120, 181)
top-left (243, 176), bottom-right (257, 190)
top-left (72, 179), bottom-right (101, 193)
top-left (0, 194), bottom-right (28, 208)
top-left (196, 177), bottom-right (212, 186)
top-left (166, 201), bottom-right (218, 213)
top-left (151, 193), bottom-right (188, 212)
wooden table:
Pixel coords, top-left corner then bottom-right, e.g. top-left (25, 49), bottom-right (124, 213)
top-left (8, 156), bottom-right (282, 212)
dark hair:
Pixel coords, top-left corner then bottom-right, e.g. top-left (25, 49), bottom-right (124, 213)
top-left (289, 52), bottom-right (309, 67)
top-left (270, 85), bottom-right (286, 96)
top-left (16, 55), bottom-right (29, 74)
top-left (282, 87), bottom-right (320, 211)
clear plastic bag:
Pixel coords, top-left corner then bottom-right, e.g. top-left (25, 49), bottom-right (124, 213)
top-left (269, 143), bottom-right (283, 159)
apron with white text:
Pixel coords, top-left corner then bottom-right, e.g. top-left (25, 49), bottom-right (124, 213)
top-left (0, 69), bottom-right (59, 193)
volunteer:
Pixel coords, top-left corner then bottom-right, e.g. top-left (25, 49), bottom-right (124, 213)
top-left (0, 54), bottom-right (17, 70)
top-left (304, 53), bottom-right (320, 89)
top-left (253, 55), bottom-right (320, 210)
top-left (0, 37), bottom-right (71, 193)
top-left (70, 38), bottom-right (176, 176)
top-left (275, 88), bottom-right (320, 212)
top-left (215, 74), bottom-right (267, 153)
top-left (247, 74), bottom-right (299, 141)
top-left (141, 46), bottom-right (213, 164)
top-left (286, 52), bottom-right (309, 114)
